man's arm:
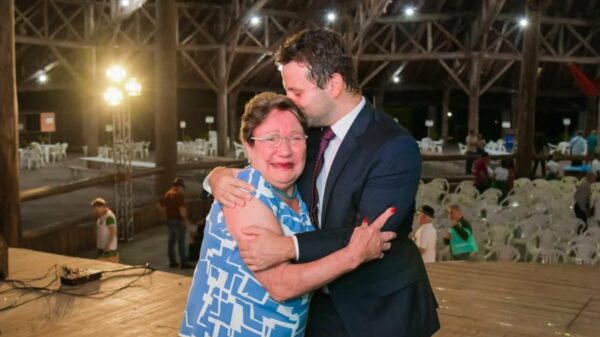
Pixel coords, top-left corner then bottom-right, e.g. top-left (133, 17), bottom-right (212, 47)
top-left (295, 135), bottom-right (421, 263)
top-left (225, 197), bottom-right (394, 301)
top-left (104, 225), bottom-right (117, 252)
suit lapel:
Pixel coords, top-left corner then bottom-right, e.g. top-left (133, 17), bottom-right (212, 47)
top-left (321, 102), bottom-right (375, 228)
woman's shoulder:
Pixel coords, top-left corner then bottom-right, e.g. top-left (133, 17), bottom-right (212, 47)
top-left (235, 166), bottom-right (277, 204)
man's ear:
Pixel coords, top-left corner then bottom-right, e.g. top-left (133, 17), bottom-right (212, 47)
top-left (327, 73), bottom-right (344, 98)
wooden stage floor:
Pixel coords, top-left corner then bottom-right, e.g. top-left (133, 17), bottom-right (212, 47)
top-left (1, 248), bottom-right (598, 337)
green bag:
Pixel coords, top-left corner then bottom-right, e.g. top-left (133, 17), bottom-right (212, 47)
top-left (449, 227), bottom-right (479, 255)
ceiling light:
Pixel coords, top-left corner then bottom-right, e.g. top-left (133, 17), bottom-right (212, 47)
top-left (404, 7), bottom-right (416, 16)
top-left (120, 0), bottom-right (130, 7)
top-left (38, 73), bottom-right (48, 84)
top-left (519, 17), bottom-right (529, 27)
top-left (326, 11), bottom-right (336, 22)
top-left (250, 16), bottom-right (261, 26)
top-left (447, 112), bottom-right (453, 117)
top-left (106, 65), bottom-right (127, 82)
top-left (392, 76), bottom-right (400, 83)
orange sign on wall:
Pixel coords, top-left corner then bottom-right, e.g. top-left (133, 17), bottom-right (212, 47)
top-left (40, 112), bottom-right (56, 132)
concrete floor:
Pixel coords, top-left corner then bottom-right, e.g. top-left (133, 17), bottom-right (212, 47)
top-left (19, 153), bottom-right (206, 231)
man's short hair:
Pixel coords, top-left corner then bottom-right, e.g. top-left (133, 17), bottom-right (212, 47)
top-left (275, 28), bottom-right (360, 94)
top-left (173, 177), bottom-right (186, 188)
top-left (448, 204), bottom-right (461, 212)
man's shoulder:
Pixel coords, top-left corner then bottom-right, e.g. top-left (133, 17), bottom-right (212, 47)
top-left (362, 111), bottom-right (418, 153)
top-left (424, 224), bottom-right (437, 236)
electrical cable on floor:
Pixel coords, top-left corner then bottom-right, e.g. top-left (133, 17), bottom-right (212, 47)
top-left (0, 263), bottom-right (156, 312)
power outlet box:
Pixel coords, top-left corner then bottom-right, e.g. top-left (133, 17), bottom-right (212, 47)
top-left (60, 269), bottom-right (102, 286)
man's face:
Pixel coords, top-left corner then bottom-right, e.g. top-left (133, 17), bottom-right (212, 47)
top-left (93, 205), bottom-right (106, 217)
top-left (417, 212), bottom-right (430, 225)
top-left (281, 61), bottom-right (335, 127)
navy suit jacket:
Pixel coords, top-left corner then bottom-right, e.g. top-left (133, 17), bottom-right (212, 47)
top-left (296, 100), bottom-right (439, 337)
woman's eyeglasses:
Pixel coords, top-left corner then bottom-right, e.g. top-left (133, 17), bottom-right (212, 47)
top-left (251, 133), bottom-right (307, 148)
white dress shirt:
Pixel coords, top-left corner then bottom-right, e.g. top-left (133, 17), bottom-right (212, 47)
top-left (414, 223), bottom-right (437, 263)
top-left (292, 97), bottom-right (366, 259)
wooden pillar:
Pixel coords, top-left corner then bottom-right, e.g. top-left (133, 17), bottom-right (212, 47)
top-left (155, 0), bottom-right (178, 194)
top-left (228, 90), bottom-right (239, 147)
top-left (468, 55), bottom-right (481, 133)
top-left (81, 4), bottom-right (98, 156)
top-left (516, 3), bottom-right (544, 178)
top-left (216, 46), bottom-right (228, 156)
top-left (81, 49), bottom-right (99, 156)
top-left (0, 0), bottom-right (21, 246)
top-left (372, 91), bottom-right (384, 110)
top-left (441, 86), bottom-right (450, 141)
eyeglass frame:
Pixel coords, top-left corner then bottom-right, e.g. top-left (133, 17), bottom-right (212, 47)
top-left (250, 132), bottom-right (308, 148)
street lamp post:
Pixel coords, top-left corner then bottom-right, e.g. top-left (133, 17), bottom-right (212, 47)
top-left (103, 65), bottom-right (140, 241)
top-left (425, 119), bottom-right (434, 138)
top-left (180, 121), bottom-right (186, 141)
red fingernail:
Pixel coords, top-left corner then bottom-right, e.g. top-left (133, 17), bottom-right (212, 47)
top-left (362, 217), bottom-right (367, 224)
top-left (390, 207), bottom-right (396, 214)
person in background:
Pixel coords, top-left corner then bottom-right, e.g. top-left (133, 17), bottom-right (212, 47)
top-left (91, 198), bottom-right (118, 262)
top-left (592, 153), bottom-right (600, 181)
top-left (158, 178), bottom-right (194, 269)
top-left (473, 152), bottom-right (491, 193)
top-left (570, 130), bottom-right (586, 166)
top-left (492, 159), bottom-right (509, 198)
top-left (187, 217), bottom-right (205, 263)
top-left (545, 153), bottom-right (561, 180)
top-left (444, 204), bottom-right (475, 261)
top-left (503, 129), bottom-right (515, 153)
top-left (531, 133), bottom-right (546, 177)
top-left (477, 133), bottom-right (487, 154)
top-left (587, 130), bottom-right (597, 157)
top-left (413, 205), bottom-right (437, 263)
top-left (465, 129), bottom-right (479, 174)
top-left (573, 171), bottom-right (595, 234)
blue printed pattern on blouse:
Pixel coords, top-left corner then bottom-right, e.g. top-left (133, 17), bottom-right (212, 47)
top-left (180, 166), bottom-right (315, 337)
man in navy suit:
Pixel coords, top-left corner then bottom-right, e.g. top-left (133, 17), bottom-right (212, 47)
top-left (207, 29), bottom-right (439, 337)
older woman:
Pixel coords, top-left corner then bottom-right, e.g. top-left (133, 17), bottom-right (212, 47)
top-left (180, 93), bottom-right (393, 337)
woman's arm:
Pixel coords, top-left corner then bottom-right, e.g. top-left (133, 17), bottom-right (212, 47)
top-left (224, 197), bottom-right (392, 302)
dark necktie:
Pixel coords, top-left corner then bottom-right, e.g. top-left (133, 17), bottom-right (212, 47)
top-left (309, 127), bottom-right (335, 228)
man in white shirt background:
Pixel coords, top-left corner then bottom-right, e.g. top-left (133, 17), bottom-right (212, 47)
top-left (413, 205), bottom-right (437, 263)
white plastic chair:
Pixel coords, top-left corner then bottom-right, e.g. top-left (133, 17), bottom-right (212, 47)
top-left (534, 246), bottom-right (567, 264)
top-left (478, 188), bottom-right (502, 205)
top-left (557, 141), bottom-right (570, 154)
top-left (143, 141), bottom-right (151, 158)
top-left (26, 150), bottom-right (44, 170)
top-left (487, 245), bottom-right (521, 262)
top-left (234, 142), bottom-right (246, 159)
top-left (60, 142), bottom-right (68, 161)
top-left (456, 184), bottom-right (480, 199)
top-left (567, 243), bottom-right (598, 265)
top-left (561, 176), bottom-right (580, 186)
top-left (132, 142), bottom-right (145, 159)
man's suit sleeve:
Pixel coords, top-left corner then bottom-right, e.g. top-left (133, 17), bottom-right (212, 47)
top-left (294, 135), bottom-right (421, 263)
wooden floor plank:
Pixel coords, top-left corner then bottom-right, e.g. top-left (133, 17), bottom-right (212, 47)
top-left (1, 249), bottom-right (599, 337)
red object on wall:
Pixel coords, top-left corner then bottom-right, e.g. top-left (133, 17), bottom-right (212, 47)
top-left (566, 63), bottom-right (600, 97)
top-left (40, 112), bottom-right (56, 132)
